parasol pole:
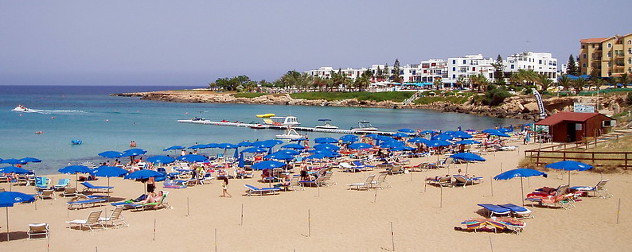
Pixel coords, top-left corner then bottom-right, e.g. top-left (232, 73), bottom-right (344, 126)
top-left (6, 207), bottom-right (10, 241)
top-left (520, 177), bottom-right (525, 206)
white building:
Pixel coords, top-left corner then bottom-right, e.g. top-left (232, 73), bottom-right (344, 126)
top-left (504, 52), bottom-right (558, 81)
top-left (446, 54), bottom-right (495, 85)
top-left (413, 59), bottom-right (448, 83)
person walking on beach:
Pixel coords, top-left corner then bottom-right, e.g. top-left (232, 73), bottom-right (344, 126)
top-left (220, 177), bottom-right (232, 198)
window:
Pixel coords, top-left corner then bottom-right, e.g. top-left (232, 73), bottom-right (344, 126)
top-left (607, 43), bottom-right (612, 48)
top-left (583, 63), bottom-right (587, 67)
top-left (583, 54), bottom-right (587, 59)
top-left (539, 60), bottom-right (542, 64)
top-left (452, 60), bottom-right (456, 64)
top-left (608, 51), bottom-right (612, 58)
top-left (472, 67), bottom-right (476, 71)
top-left (463, 60), bottom-right (466, 64)
top-left (452, 67), bottom-right (456, 71)
top-left (628, 40), bottom-right (631, 45)
top-left (510, 65), bottom-right (514, 69)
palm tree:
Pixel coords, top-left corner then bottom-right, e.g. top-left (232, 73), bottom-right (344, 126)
top-left (558, 75), bottom-right (572, 92)
top-left (536, 74), bottom-right (553, 93)
top-left (572, 78), bottom-right (588, 94)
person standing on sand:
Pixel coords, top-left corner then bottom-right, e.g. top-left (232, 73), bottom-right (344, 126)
top-left (221, 177), bottom-right (232, 198)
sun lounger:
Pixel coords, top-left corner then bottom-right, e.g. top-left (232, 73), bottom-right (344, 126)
top-left (66, 210), bottom-right (104, 231)
top-left (53, 178), bottom-right (70, 190)
top-left (35, 176), bottom-right (50, 190)
top-left (371, 173), bottom-right (390, 189)
top-left (38, 189), bottom-right (55, 200)
top-left (27, 223), bottom-right (49, 239)
top-left (498, 203), bottom-right (533, 219)
top-left (299, 175), bottom-right (328, 187)
top-left (526, 193), bottom-right (575, 209)
top-left (347, 174), bottom-right (375, 190)
top-left (352, 161), bottom-right (375, 171)
top-left (570, 179), bottom-right (612, 198)
top-left (81, 181), bottom-right (113, 193)
top-left (339, 162), bottom-right (364, 173)
top-left (425, 176), bottom-right (453, 187)
top-left (478, 204), bottom-right (511, 217)
top-left (456, 217), bottom-right (525, 234)
top-left (117, 191), bottom-right (170, 211)
top-left (67, 195), bottom-right (108, 210)
top-left (62, 187), bottom-right (78, 197)
top-left (453, 175), bottom-right (483, 187)
top-left (244, 184), bottom-right (281, 196)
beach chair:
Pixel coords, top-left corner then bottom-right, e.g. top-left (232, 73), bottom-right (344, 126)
top-left (478, 204), bottom-right (511, 217)
top-left (352, 160), bottom-right (375, 171)
top-left (62, 187), bottom-right (78, 197)
top-left (288, 176), bottom-right (301, 191)
top-left (244, 184), bottom-right (281, 196)
top-left (35, 176), bottom-right (50, 190)
top-left (27, 223), bottom-right (49, 239)
top-left (339, 162), bottom-right (363, 173)
top-left (571, 180), bottom-right (612, 198)
top-left (371, 173), bottom-right (390, 189)
top-left (498, 203), bottom-right (533, 219)
top-left (453, 175), bottom-right (483, 187)
top-left (53, 178), bottom-right (70, 190)
top-left (300, 174), bottom-right (328, 187)
top-left (66, 210), bottom-right (104, 231)
top-left (425, 176), bottom-right (452, 187)
top-left (38, 189), bottom-right (55, 200)
top-left (121, 191), bottom-right (170, 211)
top-left (67, 195), bottom-right (108, 210)
top-left (347, 174), bottom-right (375, 190)
top-left (386, 164), bottom-right (404, 175)
top-left (81, 181), bottom-right (113, 193)
top-left (526, 193), bottom-right (575, 209)
top-left (99, 206), bottom-right (128, 228)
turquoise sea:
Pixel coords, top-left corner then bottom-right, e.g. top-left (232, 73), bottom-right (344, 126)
top-left (0, 85), bottom-right (526, 174)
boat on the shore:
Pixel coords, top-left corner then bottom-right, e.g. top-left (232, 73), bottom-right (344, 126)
top-left (276, 127), bottom-right (304, 140)
top-left (315, 118), bottom-right (339, 129)
top-left (351, 121), bottom-right (378, 131)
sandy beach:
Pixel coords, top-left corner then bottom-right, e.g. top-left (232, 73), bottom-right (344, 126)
top-left (1, 140), bottom-right (630, 252)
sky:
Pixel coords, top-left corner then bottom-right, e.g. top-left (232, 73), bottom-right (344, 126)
top-left (1, 0), bottom-right (630, 86)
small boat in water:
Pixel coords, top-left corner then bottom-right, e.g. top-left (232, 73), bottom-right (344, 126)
top-left (12, 104), bottom-right (30, 112)
top-left (276, 127), bottom-right (304, 140)
top-left (351, 121), bottom-right (378, 131)
top-left (315, 118), bottom-right (339, 129)
top-left (71, 139), bottom-right (83, 145)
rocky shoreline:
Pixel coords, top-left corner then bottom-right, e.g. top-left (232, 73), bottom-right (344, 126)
top-left (114, 90), bottom-right (625, 121)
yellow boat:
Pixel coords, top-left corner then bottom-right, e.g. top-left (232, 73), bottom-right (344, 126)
top-left (256, 113), bottom-right (275, 118)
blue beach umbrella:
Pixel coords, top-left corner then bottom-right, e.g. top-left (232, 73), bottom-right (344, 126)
top-left (451, 152), bottom-right (485, 174)
top-left (163, 145), bottom-right (185, 151)
top-left (426, 140), bottom-right (452, 148)
top-left (282, 143), bottom-right (305, 150)
top-left (420, 130), bottom-right (438, 135)
top-left (313, 144), bottom-right (340, 151)
top-left (398, 128), bottom-right (415, 133)
top-left (251, 160), bottom-right (286, 170)
top-left (176, 154), bottom-right (208, 163)
top-left (407, 137), bottom-right (431, 145)
top-left (314, 137), bottom-right (338, 144)
top-left (122, 148), bottom-right (147, 157)
top-left (146, 155), bottom-right (176, 164)
top-left (451, 131), bottom-right (473, 139)
top-left (18, 157), bottom-right (41, 163)
top-left (241, 147), bottom-right (268, 153)
top-left (432, 134), bottom-right (454, 141)
top-left (264, 153), bottom-right (294, 161)
top-left (124, 169), bottom-right (164, 193)
top-left (348, 142), bottom-right (373, 150)
top-left (0, 166), bottom-right (31, 191)
top-left (238, 141), bottom-right (253, 147)
top-left (494, 168), bottom-right (548, 206)
top-left (305, 153), bottom-right (327, 160)
top-left (482, 129), bottom-right (511, 137)
top-left (92, 166), bottom-right (128, 196)
top-left (276, 149), bottom-right (300, 156)
top-left (0, 191), bottom-right (36, 241)
top-left (454, 140), bottom-right (481, 145)
top-left (392, 133), bottom-right (409, 138)
top-left (59, 165), bottom-right (92, 189)
top-left (339, 134), bottom-right (359, 144)
top-left (0, 159), bottom-right (27, 165)
top-left (189, 144), bottom-right (209, 149)
top-left (545, 160), bottom-right (593, 185)
top-left (98, 151), bottom-right (123, 159)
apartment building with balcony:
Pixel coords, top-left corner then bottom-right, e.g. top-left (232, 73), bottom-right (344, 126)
top-left (579, 33), bottom-right (632, 77)
top-left (504, 52), bottom-right (558, 81)
top-left (445, 54), bottom-right (495, 85)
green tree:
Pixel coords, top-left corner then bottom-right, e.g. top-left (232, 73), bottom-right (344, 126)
top-left (491, 54), bottom-right (506, 85)
top-left (392, 59), bottom-right (403, 83)
top-left (376, 66), bottom-right (384, 81)
top-left (536, 74), bottom-right (553, 93)
top-left (433, 77), bottom-right (443, 90)
top-left (481, 84), bottom-right (511, 106)
top-left (469, 74), bottom-right (489, 92)
top-left (572, 78), bottom-right (588, 94)
top-left (567, 55), bottom-right (578, 76)
top-left (383, 64), bottom-right (390, 81)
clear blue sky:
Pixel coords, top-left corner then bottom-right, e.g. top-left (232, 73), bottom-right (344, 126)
top-left (1, 0), bottom-right (630, 86)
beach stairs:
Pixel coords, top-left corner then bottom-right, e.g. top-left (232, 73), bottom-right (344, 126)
top-left (402, 91), bottom-right (421, 106)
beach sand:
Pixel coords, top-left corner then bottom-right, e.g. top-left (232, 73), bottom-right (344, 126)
top-left (1, 141), bottom-right (630, 251)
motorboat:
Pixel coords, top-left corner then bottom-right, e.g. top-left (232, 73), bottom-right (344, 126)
top-left (276, 127), bottom-right (304, 140)
top-left (271, 115), bottom-right (301, 126)
top-left (315, 118), bottom-right (339, 129)
top-left (351, 121), bottom-right (378, 131)
top-left (12, 105), bottom-right (30, 112)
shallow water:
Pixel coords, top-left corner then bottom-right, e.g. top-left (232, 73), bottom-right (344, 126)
top-left (0, 85), bottom-right (526, 174)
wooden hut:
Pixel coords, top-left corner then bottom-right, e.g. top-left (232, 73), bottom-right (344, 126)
top-left (535, 112), bottom-right (615, 142)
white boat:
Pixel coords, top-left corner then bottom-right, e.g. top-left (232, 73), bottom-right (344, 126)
top-left (276, 128), bottom-right (304, 140)
top-left (270, 115), bottom-right (301, 126)
top-left (315, 118), bottom-right (339, 129)
top-left (12, 105), bottom-right (30, 112)
top-left (351, 121), bottom-right (378, 131)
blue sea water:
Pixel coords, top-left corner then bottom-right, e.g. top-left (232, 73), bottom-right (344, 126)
top-left (0, 85), bottom-right (526, 174)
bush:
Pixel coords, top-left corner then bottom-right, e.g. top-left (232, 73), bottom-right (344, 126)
top-left (290, 91), bottom-right (415, 102)
top-left (481, 85), bottom-right (511, 106)
top-left (233, 93), bottom-right (265, 98)
top-left (626, 92), bottom-right (632, 105)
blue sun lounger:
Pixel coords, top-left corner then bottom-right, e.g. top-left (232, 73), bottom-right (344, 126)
top-left (477, 204), bottom-right (511, 217)
top-left (498, 203), bottom-right (533, 218)
top-left (244, 184), bottom-right (280, 196)
top-left (81, 182), bottom-right (113, 193)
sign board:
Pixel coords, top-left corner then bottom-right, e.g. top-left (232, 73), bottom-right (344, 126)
top-left (574, 103), bottom-right (595, 113)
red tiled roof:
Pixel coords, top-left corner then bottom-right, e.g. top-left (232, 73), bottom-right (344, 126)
top-left (580, 38), bottom-right (609, 43)
top-left (536, 112), bottom-right (601, 126)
